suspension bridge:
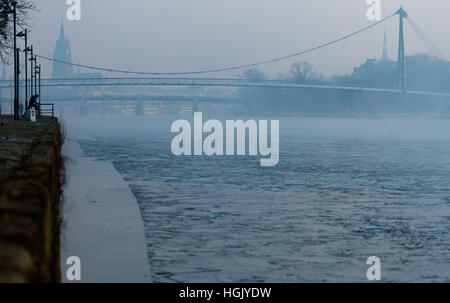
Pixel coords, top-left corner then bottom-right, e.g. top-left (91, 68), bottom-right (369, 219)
top-left (1, 7), bottom-right (449, 102)
top-left (2, 77), bottom-right (450, 98)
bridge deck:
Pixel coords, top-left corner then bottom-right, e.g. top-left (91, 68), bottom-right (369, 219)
top-left (1, 78), bottom-right (450, 98)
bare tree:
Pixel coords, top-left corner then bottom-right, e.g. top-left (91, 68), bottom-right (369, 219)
top-left (289, 61), bottom-right (318, 83)
top-left (0, 0), bottom-right (36, 62)
top-left (241, 68), bottom-right (267, 81)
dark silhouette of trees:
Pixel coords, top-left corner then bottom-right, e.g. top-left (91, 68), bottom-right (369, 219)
top-left (0, 0), bottom-right (35, 61)
top-left (241, 68), bottom-right (267, 81)
top-left (405, 54), bottom-right (450, 92)
top-left (238, 57), bottom-right (450, 115)
top-left (288, 61), bottom-right (320, 83)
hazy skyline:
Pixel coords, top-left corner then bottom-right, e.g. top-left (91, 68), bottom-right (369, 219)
top-left (14, 0), bottom-right (450, 78)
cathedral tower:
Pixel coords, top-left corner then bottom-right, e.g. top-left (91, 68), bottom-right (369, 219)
top-left (51, 22), bottom-right (73, 79)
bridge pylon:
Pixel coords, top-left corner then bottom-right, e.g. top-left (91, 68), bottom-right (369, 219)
top-left (396, 7), bottom-right (408, 93)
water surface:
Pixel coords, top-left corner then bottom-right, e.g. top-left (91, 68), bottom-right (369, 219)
top-left (75, 115), bottom-right (450, 282)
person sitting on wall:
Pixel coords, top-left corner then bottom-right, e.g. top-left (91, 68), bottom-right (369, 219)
top-left (28, 95), bottom-right (39, 111)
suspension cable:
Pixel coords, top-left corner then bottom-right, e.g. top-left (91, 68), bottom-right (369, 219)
top-left (30, 13), bottom-right (396, 76)
top-left (406, 17), bottom-right (444, 59)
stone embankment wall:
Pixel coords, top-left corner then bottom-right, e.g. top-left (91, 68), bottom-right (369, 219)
top-left (0, 116), bottom-right (63, 282)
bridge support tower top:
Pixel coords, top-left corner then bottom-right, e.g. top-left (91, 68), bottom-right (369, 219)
top-left (396, 7), bottom-right (408, 93)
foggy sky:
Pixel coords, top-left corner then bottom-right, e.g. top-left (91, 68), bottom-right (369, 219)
top-left (23, 0), bottom-right (450, 78)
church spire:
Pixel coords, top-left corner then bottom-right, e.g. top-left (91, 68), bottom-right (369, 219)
top-left (382, 30), bottom-right (389, 61)
top-left (59, 20), bottom-right (65, 38)
top-left (52, 20), bottom-right (73, 78)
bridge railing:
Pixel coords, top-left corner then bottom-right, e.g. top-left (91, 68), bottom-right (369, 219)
top-left (1, 77), bottom-right (328, 86)
top-left (1, 78), bottom-right (450, 98)
top-left (39, 103), bottom-right (55, 117)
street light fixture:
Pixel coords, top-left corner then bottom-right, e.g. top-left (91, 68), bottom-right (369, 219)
top-left (17, 30), bottom-right (29, 109)
top-left (24, 46), bottom-right (32, 108)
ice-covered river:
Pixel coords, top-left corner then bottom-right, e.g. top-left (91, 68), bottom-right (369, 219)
top-left (71, 114), bottom-right (450, 282)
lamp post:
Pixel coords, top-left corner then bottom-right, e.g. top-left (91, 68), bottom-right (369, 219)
top-left (17, 30), bottom-right (28, 109)
top-left (2, 1), bottom-right (18, 119)
top-left (34, 61), bottom-right (38, 96)
top-left (35, 64), bottom-right (40, 116)
top-left (29, 51), bottom-right (35, 100)
top-left (24, 45), bottom-right (32, 105)
top-left (38, 64), bottom-right (41, 112)
top-left (15, 46), bottom-right (19, 115)
top-left (12, 1), bottom-right (18, 120)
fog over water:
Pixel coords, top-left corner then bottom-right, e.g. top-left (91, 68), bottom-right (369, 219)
top-left (26, 0), bottom-right (450, 282)
top-left (66, 113), bottom-right (450, 282)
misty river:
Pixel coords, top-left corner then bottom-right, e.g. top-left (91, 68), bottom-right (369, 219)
top-left (69, 113), bottom-right (450, 282)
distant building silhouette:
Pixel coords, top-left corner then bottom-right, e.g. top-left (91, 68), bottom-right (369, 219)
top-left (350, 31), bottom-right (396, 87)
top-left (52, 22), bottom-right (73, 79)
top-left (48, 23), bottom-right (108, 100)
